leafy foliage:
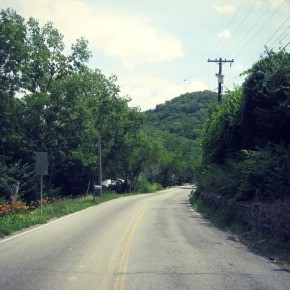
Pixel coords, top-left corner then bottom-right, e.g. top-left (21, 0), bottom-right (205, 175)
top-left (0, 9), bottom-right (147, 198)
top-left (0, 8), bottom-right (219, 200)
top-left (146, 91), bottom-right (217, 139)
top-left (241, 49), bottom-right (290, 147)
top-left (198, 50), bottom-right (290, 201)
top-left (144, 91), bottom-right (217, 187)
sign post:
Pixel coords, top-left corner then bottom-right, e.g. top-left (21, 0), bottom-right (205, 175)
top-left (94, 184), bottom-right (102, 202)
top-left (36, 152), bottom-right (48, 214)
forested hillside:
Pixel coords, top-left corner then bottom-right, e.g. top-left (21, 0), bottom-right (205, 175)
top-left (143, 91), bottom-right (217, 185)
top-left (146, 91), bottom-right (217, 139)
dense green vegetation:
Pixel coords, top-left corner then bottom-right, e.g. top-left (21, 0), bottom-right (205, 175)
top-left (144, 91), bottom-right (217, 184)
top-left (146, 91), bottom-right (217, 139)
top-left (2, 7), bottom-right (287, 214)
top-left (0, 8), bottom-right (147, 201)
top-left (0, 8), bottom-right (215, 207)
top-left (196, 49), bottom-right (290, 201)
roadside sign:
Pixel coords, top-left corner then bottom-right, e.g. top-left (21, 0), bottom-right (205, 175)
top-left (35, 152), bottom-right (48, 215)
top-left (36, 152), bottom-right (48, 176)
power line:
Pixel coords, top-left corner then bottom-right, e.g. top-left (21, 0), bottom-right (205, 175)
top-left (264, 16), bottom-right (289, 47)
top-left (233, 2), bottom-right (284, 59)
top-left (280, 41), bottom-right (290, 51)
top-left (228, 1), bottom-right (272, 57)
top-left (217, 1), bottom-right (256, 57)
top-left (173, 67), bottom-right (209, 86)
top-left (244, 16), bottom-right (289, 68)
top-left (269, 27), bottom-right (289, 50)
top-left (209, 0), bottom-right (245, 59)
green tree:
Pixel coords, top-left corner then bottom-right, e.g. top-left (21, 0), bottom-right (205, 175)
top-left (241, 49), bottom-right (290, 147)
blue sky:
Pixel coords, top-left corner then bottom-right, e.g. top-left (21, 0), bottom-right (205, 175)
top-left (1, 0), bottom-right (289, 110)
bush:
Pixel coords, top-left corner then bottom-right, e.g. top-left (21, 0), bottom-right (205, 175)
top-left (135, 175), bottom-right (162, 193)
top-left (196, 143), bottom-right (290, 201)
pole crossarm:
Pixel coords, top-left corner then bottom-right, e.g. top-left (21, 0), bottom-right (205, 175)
top-left (207, 58), bottom-right (234, 63)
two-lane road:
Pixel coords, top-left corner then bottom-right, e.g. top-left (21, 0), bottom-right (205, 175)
top-left (0, 187), bottom-right (289, 289)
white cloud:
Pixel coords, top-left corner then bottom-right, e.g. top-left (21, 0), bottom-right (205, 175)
top-left (271, 0), bottom-right (285, 6)
top-left (255, 0), bottom-right (263, 8)
top-left (91, 12), bottom-right (183, 68)
top-left (11, 0), bottom-right (183, 68)
top-left (187, 80), bottom-right (208, 92)
top-left (213, 4), bottom-right (235, 13)
top-left (119, 75), bottom-right (208, 111)
top-left (218, 28), bottom-right (231, 39)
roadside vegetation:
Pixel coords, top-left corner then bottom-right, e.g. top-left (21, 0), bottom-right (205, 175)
top-left (196, 49), bottom-right (290, 202)
top-left (0, 192), bottom-right (139, 237)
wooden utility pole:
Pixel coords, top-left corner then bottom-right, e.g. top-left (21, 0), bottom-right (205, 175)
top-left (98, 135), bottom-right (102, 197)
top-left (208, 58), bottom-right (234, 103)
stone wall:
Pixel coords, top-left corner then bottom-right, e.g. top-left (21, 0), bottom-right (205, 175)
top-left (200, 191), bottom-right (290, 242)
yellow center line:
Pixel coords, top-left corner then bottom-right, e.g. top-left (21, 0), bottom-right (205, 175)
top-left (99, 202), bottom-right (151, 290)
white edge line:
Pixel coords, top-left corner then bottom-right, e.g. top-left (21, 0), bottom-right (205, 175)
top-left (0, 203), bottom-right (98, 245)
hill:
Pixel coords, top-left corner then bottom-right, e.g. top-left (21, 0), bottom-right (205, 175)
top-left (145, 90), bottom-right (217, 139)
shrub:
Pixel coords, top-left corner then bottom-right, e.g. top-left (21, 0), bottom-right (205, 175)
top-left (196, 143), bottom-right (290, 201)
top-left (135, 175), bottom-right (162, 193)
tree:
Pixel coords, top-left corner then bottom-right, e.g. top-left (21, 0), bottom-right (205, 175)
top-left (241, 49), bottom-right (290, 147)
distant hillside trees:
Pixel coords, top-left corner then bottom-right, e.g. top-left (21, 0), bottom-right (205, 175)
top-left (146, 91), bottom-right (217, 139)
top-left (197, 50), bottom-right (290, 201)
top-left (144, 91), bottom-right (217, 186)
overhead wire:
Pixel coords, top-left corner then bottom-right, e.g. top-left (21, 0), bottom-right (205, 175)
top-left (280, 41), bottom-right (290, 51)
top-left (208, 1), bottom-right (288, 93)
top-left (233, 2), bottom-right (284, 59)
top-left (244, 16), bottom-right (289, 68)
top-left (217, 0), bottom-right (256, 57)
top-left (209, 0), bottom-right (245, 59)
top-left (265, 16), bottom-right (290, 46)
top-left (264, 16), bottom-right (289, 47)
top-left (228, 1), bottom-right (272, 58)
top-left (269, 26), bottom-right (289, 50)
top-left (173, 67), bottom-right (209, 86)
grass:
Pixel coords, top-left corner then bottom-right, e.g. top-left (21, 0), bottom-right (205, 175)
top-left (189, 193), bottom-right (290, 268)
top-left (0, 192), bottom-right (130, 238)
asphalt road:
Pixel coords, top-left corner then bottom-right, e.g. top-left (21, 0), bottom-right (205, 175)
top-left (0, 187), bottom-right (289, 290)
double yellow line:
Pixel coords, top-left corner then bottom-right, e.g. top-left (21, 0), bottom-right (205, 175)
top-left (100, 202), bottom-right (150, 290)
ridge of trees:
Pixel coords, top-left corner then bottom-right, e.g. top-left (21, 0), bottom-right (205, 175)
top-left (145, 91), bottom-right (217, 139)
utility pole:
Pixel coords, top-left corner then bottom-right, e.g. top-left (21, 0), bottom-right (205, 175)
top-left (93, 135), bottom-right (102, 201)
top-left (208, 58), bottom-right (234, 103)
top-left (98, 135), bottom-right (102, 197)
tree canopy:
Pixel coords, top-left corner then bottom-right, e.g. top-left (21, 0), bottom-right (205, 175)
top-left (0, 9), bottom-right (146, 199)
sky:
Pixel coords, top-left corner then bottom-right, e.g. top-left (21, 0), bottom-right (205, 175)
top-left (1, 0), bottom-right (289, 111)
